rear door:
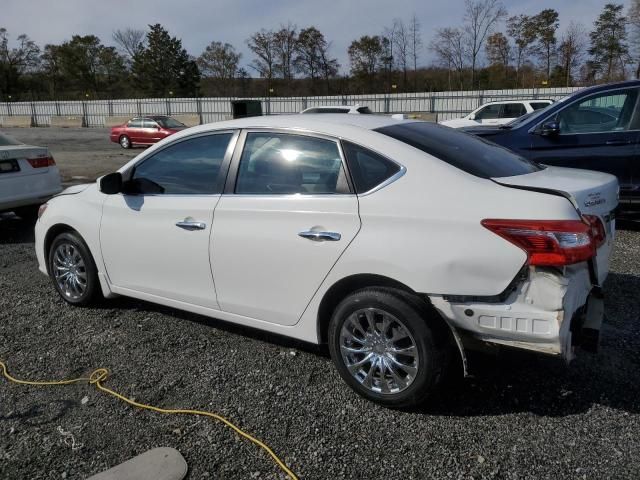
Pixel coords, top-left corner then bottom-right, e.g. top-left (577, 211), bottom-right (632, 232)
top-left (211, 130), bottom-right (360, 326)
top-left (528, 86), bottom-right (639, 205)
top-left (126, 118), bottom-right (145, 143)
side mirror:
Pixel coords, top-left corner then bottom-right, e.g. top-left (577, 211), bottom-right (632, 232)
top-left (99, 172), bottom-right (122, 195)
top-left (540, 121), bottom-right (560, 136)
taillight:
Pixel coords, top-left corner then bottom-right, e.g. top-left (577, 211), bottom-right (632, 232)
top-left (482, 219), bottom-right (595, 267)
top-left (27, 156), bottom-right (56, 168)
top-left (583, 214), bottom-right (606, 248)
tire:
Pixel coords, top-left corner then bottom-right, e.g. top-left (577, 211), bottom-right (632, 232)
top-left (14, 205), bottom-right (40, 222)
top-left (119, 135), bottom-right (131, 149)
top-left (48, 231), bottom-right (101, 306)
top-left (328, 288), bottom-right (447, 408)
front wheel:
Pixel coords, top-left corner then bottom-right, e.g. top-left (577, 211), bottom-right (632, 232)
top-left (48, 232), bottom-right (101, 306)
top-left (328, 288), bottom-right (446, 408)
top-left (119, 135), bottom-right (131, 149)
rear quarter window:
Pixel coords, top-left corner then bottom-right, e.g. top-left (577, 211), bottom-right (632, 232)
top-left (341, 141), bottom-right (401, 193)
top-left (375, 122), bottom-right (542, 179)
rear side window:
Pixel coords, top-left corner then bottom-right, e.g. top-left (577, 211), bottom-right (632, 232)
top-left (128, 119), bottom-right (143, 128)
top-left (304, 108), bottom-right (349, 114)
top-left (356, 107), bottom-right (373, 114)
top-left (501, 103), bottom-right (526, 118)
top-left (235, 132), bottom-right (348, 194)
top-left (132, 133), bottom-right (232, 194)
top-left (375, 122), bottom-right (542, 179)
top-left (341, 141), bottom-right (401, 193)
top-left (530, 102), bottom-right (551, 111)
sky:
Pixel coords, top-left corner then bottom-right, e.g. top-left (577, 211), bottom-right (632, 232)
top-left (2, 0), bottom-right (630, 73)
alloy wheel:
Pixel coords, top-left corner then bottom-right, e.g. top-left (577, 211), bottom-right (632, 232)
top-left (52, 242), bottom-right (88, 300)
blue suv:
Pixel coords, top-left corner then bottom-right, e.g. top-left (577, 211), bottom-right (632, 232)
top-left (463, 80), bottom-right (640, 213)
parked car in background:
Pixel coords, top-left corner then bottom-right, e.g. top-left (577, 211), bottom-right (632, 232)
top-left (0, 132), bottom-right (62, 221)
top-left (301, 104), bottom-right (373, 114)
top-left (36, 115), bottom-right (617, 407)
top-left (110, 116), bottom-right (187, 149)
top-left (440, 99), bottom-right (553, 128)
top-left (463, 80), bottom-right (640, 213)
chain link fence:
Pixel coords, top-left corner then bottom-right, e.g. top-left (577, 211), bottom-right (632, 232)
top-left (0, 87), bottom-right (581, 127)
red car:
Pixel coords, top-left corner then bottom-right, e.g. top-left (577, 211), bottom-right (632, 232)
top-left (110, 116), bottom-right (187, 149)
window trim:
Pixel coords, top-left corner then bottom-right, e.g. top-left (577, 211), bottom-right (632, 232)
top-left (223, 128), bottom-right (355, 196)
top-left (530, 86), bottom-right (640, 136)
top-left (120, 129), bottom-right (239, 197)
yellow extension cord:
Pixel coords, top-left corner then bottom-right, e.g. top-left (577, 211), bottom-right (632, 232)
top-left (0, 360), bottom-right (298, 480)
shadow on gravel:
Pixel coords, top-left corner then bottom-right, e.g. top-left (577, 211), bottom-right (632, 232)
top-left (0, 214), bottom-right (36, 244)
top-left (0, 399), bottom-right (75, 425)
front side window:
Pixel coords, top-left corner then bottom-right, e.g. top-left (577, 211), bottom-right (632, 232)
top-left (555, 88), bottom-right (639, 134)
top-left (143, 119), bottom-right (158, 129)
top-left (474, 104), bottom-right (501, 120)
top-left (235, 132), bottom-right (347, 194)
top-left (341, 141), bottom-right (401, 193)
top-left (156, 117), bottom-right (186, 128)
top-left (131, 133), bottom-right (232, 194)
top-left (501, 103), bottom-right (526, 118)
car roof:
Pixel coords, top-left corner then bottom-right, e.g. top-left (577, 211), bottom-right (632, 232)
top-left (189, 114), bottom-right (405, 136)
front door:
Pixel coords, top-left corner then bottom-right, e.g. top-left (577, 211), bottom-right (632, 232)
top-left (528, 87), bottom-right (639, 205)
top-left (211, 130), bottom-right (361, 326)
top-left (100, 132), bottom-right (236, 308)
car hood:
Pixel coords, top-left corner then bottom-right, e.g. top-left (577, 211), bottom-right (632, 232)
top-left (493, 166), bottom-right (619, 216)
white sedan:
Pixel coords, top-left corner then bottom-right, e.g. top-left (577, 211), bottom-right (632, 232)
top-left (440, 99), bottom-right (553, 128)
top-left (0, 132), bottom-right (62, 220)
top-left (35, 115), bottom-right (618, 407)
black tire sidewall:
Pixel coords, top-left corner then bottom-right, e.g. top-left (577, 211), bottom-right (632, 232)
top-left (329, 288), bottom-right (442, 408)
top-left (48, 232), bottom-right (100, 306)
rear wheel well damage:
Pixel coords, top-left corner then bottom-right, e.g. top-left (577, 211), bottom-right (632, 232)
top-left (316, 274), bottom-right (466, 375)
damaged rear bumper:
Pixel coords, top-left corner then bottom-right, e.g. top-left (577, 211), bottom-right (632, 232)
top-left (431, 264), bottom-right (603, 362)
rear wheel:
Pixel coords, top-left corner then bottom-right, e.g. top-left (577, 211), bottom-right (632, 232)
top-left (119, 135), bottom-right (131, 149)
top-left (329, 288), bottom-right (446, 408)
top-left (48, 232), bottom-right (101, 306)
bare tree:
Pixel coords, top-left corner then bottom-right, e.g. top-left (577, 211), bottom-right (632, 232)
top-left (463, 0), bottom-right (507, 88)
top-left (295, 26), bottom-right (339, 94)
top-left (430, 27), bottom-right (467, 90)
top-left (0, 28), bottom-right (40, 94)
top-left (247, 29), bottom-right (277, 91)
top-left (273, 23), bottom-right (297, 87)
top-left (558, 23), bottom-right (587, 86)
top-left (197, 41), bottom-right (241, 95)
top-left (112, 28), bottom-right (146, 59)
top-left (409, 14), bottom-right (423, 90)
top-left (506, 14), bottom-right (536, 86)
top-left (392, 19), bottom-right (410, 87)
top-left (629, 0), bottom-right (640, 78)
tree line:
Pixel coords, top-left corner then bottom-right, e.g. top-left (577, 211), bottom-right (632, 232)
top-left (0, 1), bottom-right (639, 101)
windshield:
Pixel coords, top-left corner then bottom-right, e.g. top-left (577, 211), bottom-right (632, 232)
top-left (376, 122), bottom-right (542, 179)
top-left (0, 132), bottom-right (23, 146)
top-left (156, 117), bottom-right (185, 128)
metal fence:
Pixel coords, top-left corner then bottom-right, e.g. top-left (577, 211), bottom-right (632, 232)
top-left (0, 87), bottom-right (581, 127)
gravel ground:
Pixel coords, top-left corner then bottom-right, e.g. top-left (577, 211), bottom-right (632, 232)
top-left (0, 219), bottom-right (639, 479)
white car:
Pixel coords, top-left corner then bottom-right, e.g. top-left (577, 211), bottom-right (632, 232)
top-left (301, 104), bottom-right (373, 114)
top-left (440, 99), bottom-right (553, 128)
top-left (0, 132), bottom-right (62, 220)
top-left (35, 115), bottom-right (618, 407)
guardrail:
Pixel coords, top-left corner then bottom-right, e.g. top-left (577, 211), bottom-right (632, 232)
top-left (0, 87), bottom-right (580, 128)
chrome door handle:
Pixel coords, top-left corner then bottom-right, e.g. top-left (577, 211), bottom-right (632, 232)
top-left (176, 220), bottom-right (206, 231)
top-left (298, 230), bottom-right (341, 241)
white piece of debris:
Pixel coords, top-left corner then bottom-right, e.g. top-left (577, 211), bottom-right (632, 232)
top-left (81, 396), bottom-right (89, 405)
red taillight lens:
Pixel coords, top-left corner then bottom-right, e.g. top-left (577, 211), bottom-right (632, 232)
top-left (482, 219), bottom-right (595, 267)
top-left (583, 214), bottom-right (606, 248)
top-left (27, 156), bottom-right (56, 168)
